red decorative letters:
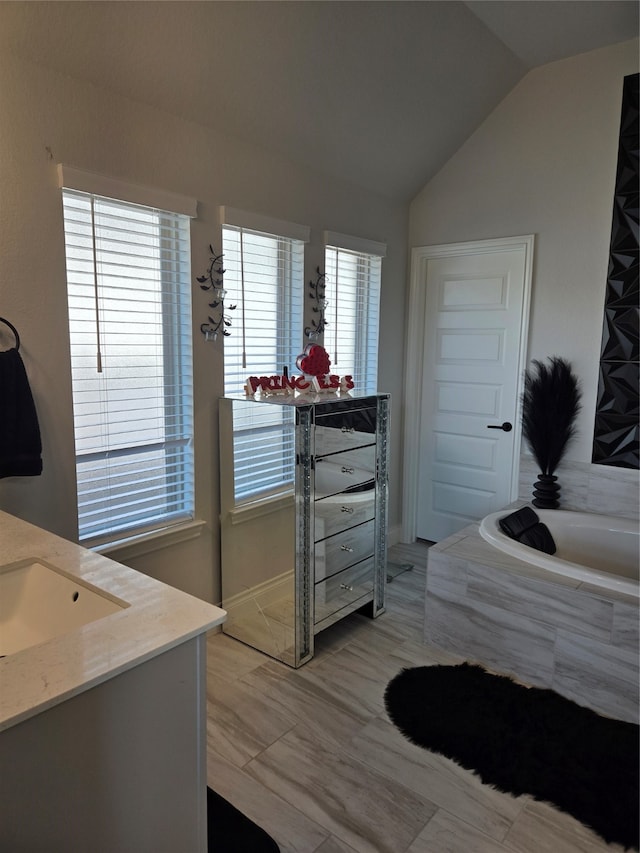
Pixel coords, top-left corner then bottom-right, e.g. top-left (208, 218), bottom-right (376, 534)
top-left (245, 373), bottom-right (354, 396)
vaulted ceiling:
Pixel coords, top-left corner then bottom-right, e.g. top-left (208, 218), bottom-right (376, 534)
top-left (0, 1), bottom-right (637, 201)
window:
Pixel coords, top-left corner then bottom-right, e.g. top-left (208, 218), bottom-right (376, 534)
top-left (324, 231), bottom-right (385, 395)
top-left (60, 167), bottom-right (196, 547)
top-left (221, 207), bottom-right (308, 502)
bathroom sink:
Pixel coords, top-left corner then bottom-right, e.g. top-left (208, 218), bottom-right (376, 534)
top-left (0, 558), bottom-right (128, 657)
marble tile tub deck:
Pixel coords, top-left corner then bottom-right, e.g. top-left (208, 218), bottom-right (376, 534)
top-left (518, 456), bottom-right (640, 521)
top-left (425, 523), bottom-right (639, 725)
top-left (206, 542), bottom-right (629, 853)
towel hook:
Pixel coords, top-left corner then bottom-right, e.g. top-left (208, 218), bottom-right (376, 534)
top-left (0, 317), bottom-right (20, 351)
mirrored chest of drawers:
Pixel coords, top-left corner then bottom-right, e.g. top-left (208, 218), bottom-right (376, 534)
top-left (219, 393), bottom-right (389, 667)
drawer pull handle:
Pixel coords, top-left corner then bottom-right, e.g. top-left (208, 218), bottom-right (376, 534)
top-left (340, 583), bottom-right (354, 591)
top-left (341, 506), bottom-right (354, 514)
top-left (341, 426), bottom-right (355, 434)
top-left (341, 466), bottom-right (354, 474)
top-left (340, 545), bottom-right (354, 552)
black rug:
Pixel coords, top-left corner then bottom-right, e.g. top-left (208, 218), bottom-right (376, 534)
top-left (207, 787), bottom-right (279, 852)
top-left (384, 663), bottom-right (639, 850)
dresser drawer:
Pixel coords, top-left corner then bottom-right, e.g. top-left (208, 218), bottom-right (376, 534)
top-left (314, 445), bottom-right (376, 499)
top-left (315, 407), bottom-right (377, 457)
top-left (314, 402), bottom-right (377, 432)
top-left (314, 491), bottom-right (376, 541)
top-left (314, 519), bottom-right (375, 581)
top-left (314, 557), bottom-right (375, 625)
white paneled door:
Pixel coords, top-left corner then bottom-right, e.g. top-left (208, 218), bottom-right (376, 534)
top-left (409, 237), bottom-right (533, 542)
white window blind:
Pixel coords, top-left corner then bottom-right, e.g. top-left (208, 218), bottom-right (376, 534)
top-left (222, 225), bottom-right (305, 397)
top-left (62, 188), bottom-right (194, 546)
top-left (324, 242), bottom-right (383, 394)
top-left (222, 220), bottom-right (305, 502)
top-left (229, 402), bottom-right (296, 502)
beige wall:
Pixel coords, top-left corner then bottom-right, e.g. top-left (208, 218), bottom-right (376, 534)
top-left (0, 50), bottom-right (407, 603)
top-left (2, 39), bottom-right (637, 603)
top-left (409, 39), bottom-right (639, 468)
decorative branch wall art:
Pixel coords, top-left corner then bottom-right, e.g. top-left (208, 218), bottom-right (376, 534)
top-left (197, 244), bottom-right (236, 340)
top-left (305, 266), bottom-right (328, 340)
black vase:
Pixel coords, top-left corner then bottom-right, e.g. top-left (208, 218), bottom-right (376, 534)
top-left (532, 474), bottom-right (560, 509)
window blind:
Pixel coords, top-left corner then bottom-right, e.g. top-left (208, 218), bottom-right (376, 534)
top-left (62, 189), bottom-right (194, 546)
top-left (222, 225), bottom-right (304, 397)
top-left (324, 245), bottom-right (382, 394)
top-left (229, 403), bottom-right (296, 501)
top-left (222, 222), bottom-right (304, 501)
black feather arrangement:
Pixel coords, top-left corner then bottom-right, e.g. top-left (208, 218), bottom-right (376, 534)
top-left (521, 357), bottom-right (582, 476)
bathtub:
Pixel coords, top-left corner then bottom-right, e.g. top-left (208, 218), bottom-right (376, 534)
top-left (479, 508), bottom-right (639, 599)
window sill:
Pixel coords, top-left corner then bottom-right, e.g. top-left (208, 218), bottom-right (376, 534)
top-left (226, 491), bottom-right (295, 526)
top-left (98, 519), bottom-right (207, 562)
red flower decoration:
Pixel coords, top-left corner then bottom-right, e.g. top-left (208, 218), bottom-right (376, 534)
top-left (296, 344), bottom-right (331, 377)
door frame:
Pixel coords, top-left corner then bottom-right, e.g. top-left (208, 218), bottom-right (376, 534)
top-left (402, 234), bottom-right (535, 543)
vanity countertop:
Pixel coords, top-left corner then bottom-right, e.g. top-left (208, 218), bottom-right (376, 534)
top-left (0, 510), bottom-right (226, 732)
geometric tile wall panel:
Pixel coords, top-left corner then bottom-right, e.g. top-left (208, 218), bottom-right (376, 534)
top-left (601, 307), bottom-right (639, 361)
top-left (593, 73), bottom-right (639, 470)
top-left (592, 413), bottom-right (639, 468)
top-left (596, 361), bottom-right (639, 416)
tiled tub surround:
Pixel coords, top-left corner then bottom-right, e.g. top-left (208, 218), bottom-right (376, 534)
top-left (425, 520), bottom-right (639, 724)
top-left (519, 454), bottom-right (640, 520)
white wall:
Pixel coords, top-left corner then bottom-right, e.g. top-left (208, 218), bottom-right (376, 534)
top-left (0, 49), bottom-right (407, 603)
top-left (409, 39), bottom-right (639, 471)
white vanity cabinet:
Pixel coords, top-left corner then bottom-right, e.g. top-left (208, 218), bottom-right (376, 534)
top-left (0, 510), bottom-right (226, 853)
top-left (219, 393), bottom-right (389, 667)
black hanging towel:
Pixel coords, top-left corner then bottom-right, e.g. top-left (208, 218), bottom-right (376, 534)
top-left (0, 318), bottom-right (42, 478)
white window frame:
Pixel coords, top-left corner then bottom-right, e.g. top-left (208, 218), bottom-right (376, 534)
top-left (323, 230), bottom-right (386, 395)
top-left (220, 207), bottom-right (309, 504)
top-left (59, 165), bottom-right (197, 548)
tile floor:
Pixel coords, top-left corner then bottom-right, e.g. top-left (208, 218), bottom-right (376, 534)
top-left (205, 542), bottom-right (626, 853)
